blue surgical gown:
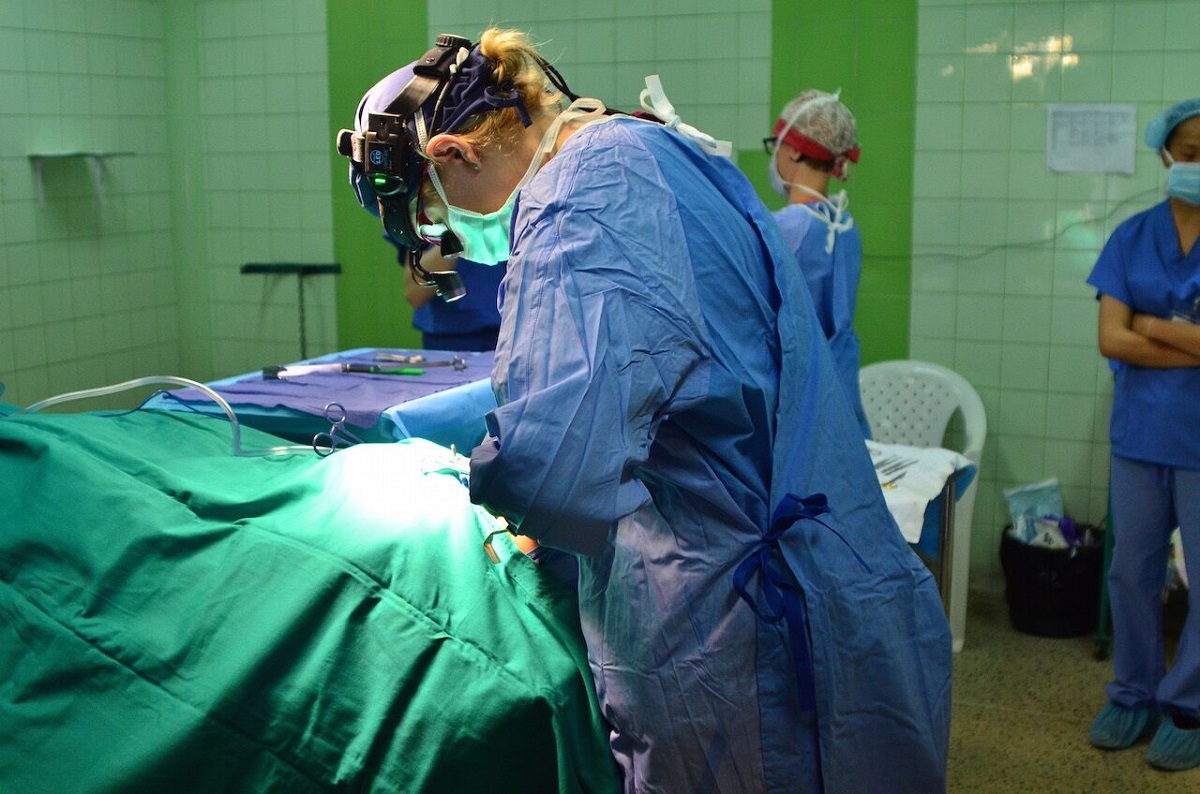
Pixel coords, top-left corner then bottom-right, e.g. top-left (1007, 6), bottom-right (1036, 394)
top-left (773, 203), bottom-right (871, 437)
top-left (470, 117), bottom-right (951, 793)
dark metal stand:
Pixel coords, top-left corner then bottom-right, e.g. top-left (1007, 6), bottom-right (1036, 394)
top-left (240, 263), bottom-right (341, 359)
top-left (911, 470), bottom-right (962, 615)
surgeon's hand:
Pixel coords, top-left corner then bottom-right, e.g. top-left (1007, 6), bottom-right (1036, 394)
top-left (493, 515), bottom-right (540, 553)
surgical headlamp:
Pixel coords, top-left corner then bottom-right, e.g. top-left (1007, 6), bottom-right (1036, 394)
top-left (336, 34), bottom-right (476, 300)
top-left (337, 33), bottom-right (587, 301)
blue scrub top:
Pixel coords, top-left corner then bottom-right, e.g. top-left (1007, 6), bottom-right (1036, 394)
top-left (470, 116), bottom-right (950, 792)
top-left (773, 203), bottom-right (870, 437)
top-left (1088, 200), bottom-right (1200, 468)
top-left (413, 259), bottom-right (505, 351)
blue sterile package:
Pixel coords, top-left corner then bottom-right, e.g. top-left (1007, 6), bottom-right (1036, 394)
top-left (1004, 478), bottom-right (1064, 544)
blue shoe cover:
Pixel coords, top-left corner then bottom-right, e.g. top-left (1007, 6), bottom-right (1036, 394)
top-left (1147, 718), bottom-right (1200, 771)
top-left (1088, 701), bottom-right (1160, 750)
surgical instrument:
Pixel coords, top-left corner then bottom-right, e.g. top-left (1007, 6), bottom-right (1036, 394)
top-left (312, 402), bottom-right (366, 457)
top-left (374, 353), bottom-right (469, 371)
top-left (263, 363), bottom-right (425, 379)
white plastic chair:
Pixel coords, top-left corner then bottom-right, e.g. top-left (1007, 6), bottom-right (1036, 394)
top-left (860, 360), bottom-right (987, 653)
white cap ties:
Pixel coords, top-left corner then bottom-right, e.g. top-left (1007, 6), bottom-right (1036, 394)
top-left (792, 185), bottom-right (854, 254)
top-left (820, 189), bottom-right (854, 253)
top-left (639, 75), bottom-right (733, 158)
top-left (447, 46), bottom-right (468, 79)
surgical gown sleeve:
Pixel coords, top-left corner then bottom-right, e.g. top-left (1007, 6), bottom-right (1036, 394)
top-left (470, 127), bottom-right (710, 556)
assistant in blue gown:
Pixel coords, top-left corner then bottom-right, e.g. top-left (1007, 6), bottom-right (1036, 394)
top-left (470, 115), bottom-right (952, 793)
top-left (1087, 201), bottom-right (1200, 761)
top-left (382, 234), bottom-right (506, 352)
top-left (774, 203), bottom-right (870, 435)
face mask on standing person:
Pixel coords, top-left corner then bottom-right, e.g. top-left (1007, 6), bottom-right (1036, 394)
top-left (1164, 151), bottom-right (1200, 207)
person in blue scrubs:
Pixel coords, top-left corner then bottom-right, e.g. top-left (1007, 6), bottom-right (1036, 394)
top-left (1087, 97), bottom-right (1200, 772)
top-left (338, 29), bottom-right (951, 792)
top-left (766, 90), bottom-right (870, 437)
top-left (392, 242), bottom-right (505, 351)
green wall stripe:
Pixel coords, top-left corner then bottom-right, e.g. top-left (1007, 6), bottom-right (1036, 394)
top-left (768, 0), bottom-right (917, 364)
top-left (327, 0), bottom-right (426, 349)
top-left (165, 0), bottom-right (214, 377)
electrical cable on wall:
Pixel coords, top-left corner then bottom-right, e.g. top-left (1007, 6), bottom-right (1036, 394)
top-left (915, 187), bottom-right (1162, 263)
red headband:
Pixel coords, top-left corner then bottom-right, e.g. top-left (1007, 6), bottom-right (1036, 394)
top-left (772, 119), bottom-right (861, 165)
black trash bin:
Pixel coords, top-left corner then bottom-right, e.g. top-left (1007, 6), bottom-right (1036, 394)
top-left (1000, 527), bottom-right (1104, 638)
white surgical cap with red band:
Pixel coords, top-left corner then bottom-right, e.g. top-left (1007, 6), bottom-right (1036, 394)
top-left (772, 119), bottom-right (861, 166)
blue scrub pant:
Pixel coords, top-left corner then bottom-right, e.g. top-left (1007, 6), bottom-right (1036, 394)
top-left (422, 329), bottom-right (499, 353)
top-left (1106, 455), bottom-right (1200, 718)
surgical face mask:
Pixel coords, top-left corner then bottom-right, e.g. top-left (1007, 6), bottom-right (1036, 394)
top-left (767, 149), bottom-right (790, 199)
top-left (426, 98), bottom-right (608, 265)
top-left (1164, 150), bottom-right (1200, 207)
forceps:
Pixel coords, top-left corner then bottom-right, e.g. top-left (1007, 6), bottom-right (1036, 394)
top-left (374, 353), bottom-right (469, 371)
top-left (312, 402), bottom-right (366, 457)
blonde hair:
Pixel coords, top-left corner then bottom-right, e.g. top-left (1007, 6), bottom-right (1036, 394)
top-left (419, 28), bottom-right (564, 210)
top-left (454, 28), bottom-right (562, 150)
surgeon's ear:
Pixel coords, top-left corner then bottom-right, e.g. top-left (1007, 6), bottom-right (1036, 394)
top-left (426, 134), bottom-right (480, 170)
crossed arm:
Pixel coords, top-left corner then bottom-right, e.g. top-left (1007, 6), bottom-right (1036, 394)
top-left (1098, 294), bottom-right (1200, 367)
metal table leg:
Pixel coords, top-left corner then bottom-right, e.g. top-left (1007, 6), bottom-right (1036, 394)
top-left (936, 471), bottom-right (960, 613)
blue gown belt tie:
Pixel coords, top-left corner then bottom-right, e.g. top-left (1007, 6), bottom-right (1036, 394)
top-left (733, 493), bottom-right (872, 712)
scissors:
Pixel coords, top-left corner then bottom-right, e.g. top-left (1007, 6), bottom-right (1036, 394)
top-left (312, 402), bottom-right (366, 457)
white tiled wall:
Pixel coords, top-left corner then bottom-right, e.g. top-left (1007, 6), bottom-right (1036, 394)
top-left (913, 0), bottom-right (1200, 583)
top-left (0, 1), bottom-right (177, 407)
top-left (0, 0), bottom-right (334, 409)
top-left (427, 0), bottom-right (772, 158)
top-left (193, 0), bottom-right (337, 376)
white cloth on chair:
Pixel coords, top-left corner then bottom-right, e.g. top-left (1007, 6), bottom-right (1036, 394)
top-left (868, 440), bottom-right (973, 543)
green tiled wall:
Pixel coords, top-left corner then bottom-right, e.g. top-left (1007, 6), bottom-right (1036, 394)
top-left (0, 0), bottom-right (337, 407)
top-left (3, 1), bottom-right (917, 408)
top-left (327, 0), bottom-right (426, 350)
top-left (192, 0), bottom-right (338, 376)
top-left (910, 0), bottom-right (1200, 581)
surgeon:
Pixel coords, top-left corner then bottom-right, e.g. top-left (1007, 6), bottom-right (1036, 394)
top-left (766, 90), bottom-right (870, 436)
top-left (1087, 97), bottom-right (1200, 771)
top-left (337, 28), bottom-right (951, 793)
